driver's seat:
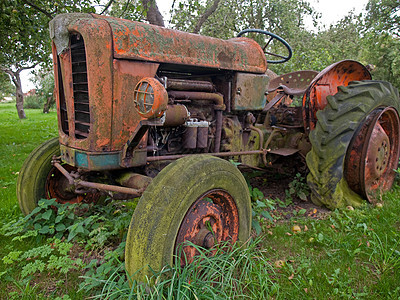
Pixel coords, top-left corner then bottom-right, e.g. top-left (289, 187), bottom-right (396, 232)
top-left (268, 70), bottom-right (318, 96)
top-left (264, 70), bottom-right (318, 111)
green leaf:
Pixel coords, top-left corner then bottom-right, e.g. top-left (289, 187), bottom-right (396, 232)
top-left (39, 225), bottom-right (50, 234)
top-left (29, 206), bottom-right (42, 216)
top-left (256, 200), bottom-right (267, 208)
top-left (56, 223), bottom-right (66, 232)
top-left (298, 192), bottom-right (308, 201)
top-left (252, 220), bottom-right (262, 235)
top-left (261, 211), bottom-right (274, 222)
top-left (41, 209), bottom-right (53, 220)
top-left (298, 209), bottom-right (307, 215)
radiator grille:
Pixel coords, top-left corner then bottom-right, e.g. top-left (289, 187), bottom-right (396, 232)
top-left (70, 34), bottom-right (90, 139)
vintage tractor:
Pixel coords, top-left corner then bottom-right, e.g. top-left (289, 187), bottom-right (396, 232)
top-left (17, 13), bottom-right (400, 280)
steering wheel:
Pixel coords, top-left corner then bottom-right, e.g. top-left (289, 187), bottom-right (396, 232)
top-left (237, 29), bottom-right (292, 64)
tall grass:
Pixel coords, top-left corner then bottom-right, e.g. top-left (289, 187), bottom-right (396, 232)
top-left (90, 239), bottom-right (279, 299)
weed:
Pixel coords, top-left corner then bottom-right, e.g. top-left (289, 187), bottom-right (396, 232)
top-left (285, 173), bottom-right (309, 201)
top-left (249, 185), bottom-right (275, 234)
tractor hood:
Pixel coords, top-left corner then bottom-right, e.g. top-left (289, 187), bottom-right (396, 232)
top-left (50, 13), bottom-right (267, 74)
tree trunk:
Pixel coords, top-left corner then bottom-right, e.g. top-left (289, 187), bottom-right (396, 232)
top-left (43, 89), bottom-right (55, 113)
top-left (142, 0), bottom-right (165, 27)
top-left (14, 72), bottom-right (26, 119)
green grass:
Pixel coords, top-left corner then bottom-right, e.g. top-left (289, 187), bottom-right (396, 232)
top-left (0, 101), bottom-right (400, 299)
top-left (0, 102), bottom-right (57, 220)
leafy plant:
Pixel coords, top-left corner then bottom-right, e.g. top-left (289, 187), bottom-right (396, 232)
top-left (286, 173), bottom-right (309, 201)
top-left (2, 237), bottom-right (82, 279)
top-left (248, 185), bottom-right (276, 235)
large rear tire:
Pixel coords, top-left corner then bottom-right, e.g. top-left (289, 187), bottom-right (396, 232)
top-left (306, 81), bottom-right (400, 209)
top-left (125, 155), bottom-right (251, 282)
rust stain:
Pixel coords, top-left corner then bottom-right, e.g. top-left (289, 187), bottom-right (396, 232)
top-left (302, 60), bottom-right (371, 131)
top-left (94, 15), bottom-right (266, 74)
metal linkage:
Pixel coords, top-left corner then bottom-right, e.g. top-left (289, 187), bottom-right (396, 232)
top-left (52, 159), bottom-right (144, 197)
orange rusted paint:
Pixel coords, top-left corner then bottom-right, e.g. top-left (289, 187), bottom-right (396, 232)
top-left (111, 60), bottom-right (158, 150)
top-left (303, 60), bottom-right (371, 131)
top-left (175, 189), bottom-right (239, 266)
top-left (344, 107), bottom-right (400, 203)
top-left (52, 17), bottom-right (113, 154)
top-left (94, 15), bottom-right (267, 74)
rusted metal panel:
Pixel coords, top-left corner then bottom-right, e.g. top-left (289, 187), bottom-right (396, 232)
top-left (52, 43), bottom-right (66, 139)
top-left (232, 73), bottom-right (270, 110)
top-left (303, 60), bottom-right (371, 131)
top-left (53, 17), bottom-right (114, 153)
top-left (111, 60), bottom-right (159, 150)
top-left (94, 15), bottom-right (267, 74)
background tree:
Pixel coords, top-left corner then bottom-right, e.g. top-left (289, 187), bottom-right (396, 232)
top-left (4, 0), bottom-right (400, 118)
top-left (0, 0), bottom-right (96, 119)
top-left (360, 0), bottom-right (400, 89)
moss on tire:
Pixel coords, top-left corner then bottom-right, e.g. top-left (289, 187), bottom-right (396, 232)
top-left (125, 155), bottom-right (251, 282)
top-left (306, 80), bottom-right (400, 209)
top-left (17, 138), bottom-right (60, 215)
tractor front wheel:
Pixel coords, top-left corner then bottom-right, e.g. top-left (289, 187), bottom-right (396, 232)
top-left (125, 155), bottom-right (251, 282)
top-left (17, 138), bottom-right (101, 215)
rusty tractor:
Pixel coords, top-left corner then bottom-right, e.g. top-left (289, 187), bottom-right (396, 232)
top-left (17, 13), bottom-right (400, 281)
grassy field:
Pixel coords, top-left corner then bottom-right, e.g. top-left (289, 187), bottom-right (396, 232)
top-left (0, 103), bottom-right (57, 219)
top-left (0, 101), bottom-right (400, 299)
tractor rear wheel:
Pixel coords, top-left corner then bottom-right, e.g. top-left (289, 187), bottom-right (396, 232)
top-left (306, 81), bottom-right (400, 209)
top-left (125, 155), bottom-right (251, 282)
top-left (17, 138), bottom-right (101, 215)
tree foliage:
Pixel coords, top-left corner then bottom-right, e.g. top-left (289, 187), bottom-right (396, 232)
top-left (0, 0), bottom-right (96, 118)
top-left (2, 0), bottom-right (400, 116)
top-left (359, 0), bottom-right (400, 89)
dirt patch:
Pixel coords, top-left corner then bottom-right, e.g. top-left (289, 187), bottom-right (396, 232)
top-left (245, 169), bottom-right (331, 221)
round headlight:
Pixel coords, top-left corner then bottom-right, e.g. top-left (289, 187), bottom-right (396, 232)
top-left (133, 78), bottom-right (168, 118)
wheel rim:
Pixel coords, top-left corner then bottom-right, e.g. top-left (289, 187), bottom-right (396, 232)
top-left (345, 107), bottom-right (400, 203)
top-left (174, 189), bottom-right (239, 266)
top-left (45, 166), bottom-right (101, 204)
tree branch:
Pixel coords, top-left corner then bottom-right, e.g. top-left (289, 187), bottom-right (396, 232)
top-left (21, 0), bottom-right (53, 19)
top-left (192, 0), bottom-right (221, 34)
top-left (100, 0), bottom-right (115, 15)
top-left (118, 0), bottom-right (132, 18)
top-left (1, 67), bottom-right (18, 86)
top-left (19, 63), bottom-right (39, 73)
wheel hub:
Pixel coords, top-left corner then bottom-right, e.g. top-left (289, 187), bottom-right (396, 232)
top-left (366, 123), bottom-right (390, 179)
top-left (345, 106), bottom-right (400, 203)
top-left (175, 189), bottom-right (239, 266)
